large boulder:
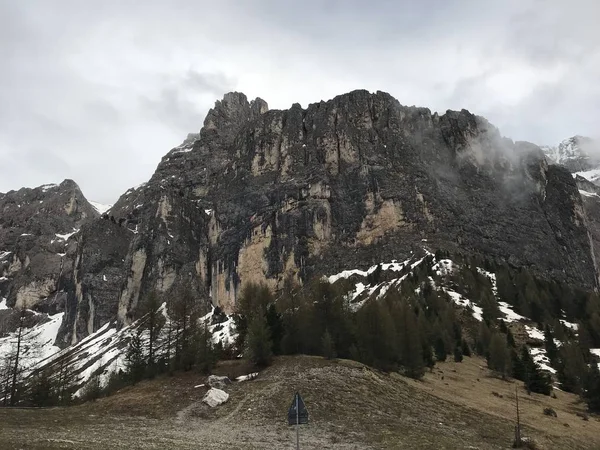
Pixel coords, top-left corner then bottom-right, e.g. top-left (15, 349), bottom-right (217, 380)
top-left (207, 375), bottom-right (231, 389)
top-left (202, 388), bottom-right (229, 407)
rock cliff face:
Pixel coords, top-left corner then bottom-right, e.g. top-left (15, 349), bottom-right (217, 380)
top-left (0, 180), bottom-right (98, 335)
top-left (1, 90), bottom-right (599, 345)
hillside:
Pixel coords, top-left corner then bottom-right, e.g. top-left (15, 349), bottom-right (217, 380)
top-left (0, 355), bottom-right (598, 449)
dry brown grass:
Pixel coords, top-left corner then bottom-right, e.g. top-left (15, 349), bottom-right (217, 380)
top-left (0, 355), bottom-right (598, 449)
top-left (404, 357), bottom-right (600, 449)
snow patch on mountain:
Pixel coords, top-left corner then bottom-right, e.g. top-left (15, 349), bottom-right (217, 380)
top-left (89, 201), bottom-right (112, 214)
top-left (0, 311), bottom-right (64, 375)
top-left (575, 169), bottom-right (600, 184)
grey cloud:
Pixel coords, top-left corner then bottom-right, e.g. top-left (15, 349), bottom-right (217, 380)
top-left (0, 0), bottom-right (599, 203)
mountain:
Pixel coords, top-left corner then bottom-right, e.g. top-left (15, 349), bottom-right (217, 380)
top-left (542, 135), bottom-right (600, 180)
top-left (2, 91), bottom-right (599, 344)
top-left (0, 180), bottom-right (98, 319)
top-left (2, 90), bottom-right (600, 391)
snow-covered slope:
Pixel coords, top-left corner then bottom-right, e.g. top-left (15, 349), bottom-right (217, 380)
top-left (325, 251), bottom-right (583, 377)
top-left (0, 301), bottom-right (235, 396)
top-left (542, 136), bottom-right (600, 176)
top-left (89, 201), bottom-right (112, 214)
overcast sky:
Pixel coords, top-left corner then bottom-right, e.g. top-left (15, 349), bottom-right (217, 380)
top-left (1, 0), bottom-right (599, 204)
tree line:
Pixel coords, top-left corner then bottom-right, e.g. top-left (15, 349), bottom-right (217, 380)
top-left (4, 251), bottom-right (600, 414)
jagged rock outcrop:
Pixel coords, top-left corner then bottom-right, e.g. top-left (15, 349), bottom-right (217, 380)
top-left (0, 180), bottom-right (98, 332)
top-left (104, 90), bottom-right (599, 317)
top-left (2, 90), bottom-right (599, 345)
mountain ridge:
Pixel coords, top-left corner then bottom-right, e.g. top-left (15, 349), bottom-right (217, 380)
top-left (1, 89), bottom-right (599, 348)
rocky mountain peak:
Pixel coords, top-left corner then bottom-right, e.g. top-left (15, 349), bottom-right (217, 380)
top-left (541, 135), bottom-right (600, 173)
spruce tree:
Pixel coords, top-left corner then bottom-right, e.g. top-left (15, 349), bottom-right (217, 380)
top-left (476, 321), bottom-right (492, 357)
top-left (398, 302), bottom-right (424, 379)
top-left (521, 347), bottom-right (552, 395)
top-left (584, 363), bottom-right (600, 413)
top-left (511, 348), bottom-right (525, 381)
top-left (27, 369), bottom-right (57, 407)
top-left (544, 325), bottom-right (558, 367)
top-left (487, 333), bottom-right (510, 379)
top-left (453, 345), bottom-right (463, 363)
top-left (321, 329), bottom-right (336, 360)
top-left (434, 335), bottom-right (448, 362)
top-left (246, 314), bottom-right (273, 367)
top-left (196, 322), bottom-right (217, 375)
top-left (557, 341), bottom-right (588, 394)
top-left (139, 290), bottom-right (163, 374)
top-left (125, 328), bottom-right (146, 384)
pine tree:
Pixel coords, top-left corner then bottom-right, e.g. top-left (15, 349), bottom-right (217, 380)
top-left (55, 356), bottom-right (77, 405)
top-left (356, 299), bottom-right (397, 371)
top-left (125, 328), bottom-right (146, 384)
top-left (196, 322), bottom-right (217, 375)
top-left (139, 290), bottom-right (163, 374)
top-left (511, 348), bottom-right (525, 381)
top-left (461, 338), bottom-right (472, 357)
top-left (584, 363), bottom-right (600, 413)
top-left (81, 375), bottom-right (102, 402)
top-left (8, 305), bottom-right (27, 406)
top-left (171, 282), bottom-right (199, 371)
top-left (434, 335), bottom-right (448, 362)
top-left (27, 369), bottom-right (57, 407)
top-left (397, 302), bottom-right (424, 379)
top-left (544, 325), bottom-right (558, 366)
top-left (321, 329), bottom-right (336, 360)
top-left (454, 345), bottom-right (463, 363)
top-left (246, 314), bottom-right (273, 367)
top-left (266, 303), bottom-right (284, 355)
top-left (520, 347), bottom-right (552, 395)
top-left (506, 328), bottom-right (516, 348)
top-left (556, 341), bottom-right (588, 394)
top-left (487, 333), bottom-right (510, 379)
top-left (476, 321), bottom-right (492, 357)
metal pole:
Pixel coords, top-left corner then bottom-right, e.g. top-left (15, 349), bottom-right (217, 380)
top-left (296, 393), bottom-right (300, 450)
top-left (515, 386), bottom-right (521, 447)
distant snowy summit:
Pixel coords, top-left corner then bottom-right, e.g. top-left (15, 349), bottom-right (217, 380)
top-left (541, 136), bottom-right (600, 177)
top-left (89, 201), bottom-right (112, 215)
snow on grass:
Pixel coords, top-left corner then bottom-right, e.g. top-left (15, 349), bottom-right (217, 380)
top-left (445, 289), bottom-right (483, 321)
top-left (380, 260), bottom-right (409, 272)
top-left (0, 298), bottom-right (7, 309)
top-left (327, 258), bottom-right (412, 283)
top-left (524, 325), bottom-right (545, 341)
top-left (89, 201), bottom-right (112, 214)
top-left (0, 310), bottom-right (65, 374)
top-left (432, 259), bottom-right (455, 276)
top-left (55, 228), bottom-right (79, 241)
top-left (327, 266), bottom-right (378, 283)
top-left (498, 302), bottom-right (526, 323)
top-left (236, 372), bottom-right (259, 382)
top-left (530, 347), bottom-right (557, 374)
top-left (560, 319), bottom-right (578, 331)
